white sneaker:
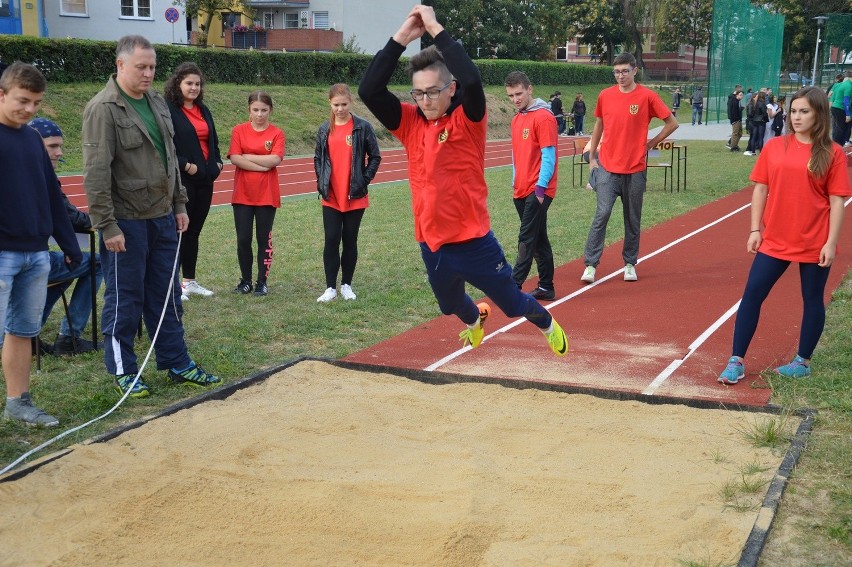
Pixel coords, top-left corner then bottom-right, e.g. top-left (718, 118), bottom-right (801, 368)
top-left (624, 263), bottom-right (638, 281)
top-left (340, 284), bottom-right (357, 300)
top-left (743, 151), bottom-right (754, 156)
top-left (182, 280), bottom-right (214, 297)
top-left (317, 287), bottom-right (337, 302)
top-left (181, 292), bottom-right (190, 302)
top-left (581, 265), bottom-right (596, 283)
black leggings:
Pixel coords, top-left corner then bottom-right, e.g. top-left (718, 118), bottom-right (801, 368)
top-left (322, 206), bottom-right (365, 288)
top-left (179, 181), bottom-right (213, 280)
top-left (233, 204), bottom-right (276, 283)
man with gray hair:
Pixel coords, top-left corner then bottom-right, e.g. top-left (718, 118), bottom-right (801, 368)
top-left (83, 35), bottom-right (219, 398)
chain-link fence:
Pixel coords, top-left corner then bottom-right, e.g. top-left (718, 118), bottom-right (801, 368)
top-left (705, 0), bottom-right (784, 123)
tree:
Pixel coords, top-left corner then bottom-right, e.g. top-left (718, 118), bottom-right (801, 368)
top-left (655, 0), bottom-right (713, 72)
top-left (564, 0), bottom-right (627, 65)
top-left (423, 0), bottom-right (568, 61)
top-left (173, 0), bottom-right (250, 47)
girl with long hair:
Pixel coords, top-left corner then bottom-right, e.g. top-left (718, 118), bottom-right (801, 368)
top-left (314, 83), bottom-right (382, 302)
top-left (228, 91), bottom-right (285, 296)
top-left (164, 62), bottom-right (223, 300)
top-left (719, 86), bottom-right (851, 384)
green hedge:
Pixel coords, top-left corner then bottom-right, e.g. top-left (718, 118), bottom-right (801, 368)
top-left (0, 35), bottom-right (611, 86)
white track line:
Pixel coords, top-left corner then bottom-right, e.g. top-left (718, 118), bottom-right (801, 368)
top-left (424, 202), bottom-right (752, 373)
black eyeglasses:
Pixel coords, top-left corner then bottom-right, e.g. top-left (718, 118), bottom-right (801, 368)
top-left (613, 68), bottom-right (634, 76)
top-left (410, 81), bottom-right (453, 101)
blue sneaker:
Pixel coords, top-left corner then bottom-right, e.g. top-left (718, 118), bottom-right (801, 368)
top-left (114, 373), bottom-right (151, 398)
top-left (168, 362), bottom-right (220, 387)
top-left (718, 357), bottom-right (744, 385)
top-left (775, 355), bottom-right (811, 378)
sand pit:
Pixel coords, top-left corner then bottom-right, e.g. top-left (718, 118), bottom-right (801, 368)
top-left (0, 360), bottom-right (797, 566)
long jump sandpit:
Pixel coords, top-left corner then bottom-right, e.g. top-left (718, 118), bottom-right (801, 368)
top-left (0, 359), bottom-right (809, 566)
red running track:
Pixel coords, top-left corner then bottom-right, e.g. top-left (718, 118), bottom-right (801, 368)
top-left (343, 163), bottom-right (852, 409)
top-left (57, 138), bottom-right (584, 211)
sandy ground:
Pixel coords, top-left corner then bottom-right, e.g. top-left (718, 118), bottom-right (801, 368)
top-left (0, 361), bottom-right (794, 566)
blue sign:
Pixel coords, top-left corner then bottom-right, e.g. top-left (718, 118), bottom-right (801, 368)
top-left (165, 7), bottom-right (180, 23)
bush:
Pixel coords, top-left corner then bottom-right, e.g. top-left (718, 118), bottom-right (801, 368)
top-left (0, 35), bottom-right (610, 87)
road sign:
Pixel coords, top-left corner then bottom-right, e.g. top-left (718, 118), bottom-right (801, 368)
top-left (165, 7), bottom-right (180, 23)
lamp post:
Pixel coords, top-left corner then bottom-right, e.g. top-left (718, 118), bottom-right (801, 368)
top-left (811, 16), bottom-right (828, 87)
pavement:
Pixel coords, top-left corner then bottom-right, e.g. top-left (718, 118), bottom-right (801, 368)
top-left (650, 120), bottom-right (732, 141)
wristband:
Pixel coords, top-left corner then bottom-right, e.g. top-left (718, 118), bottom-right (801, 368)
top-left (750, 229), bottom-right (760, 233)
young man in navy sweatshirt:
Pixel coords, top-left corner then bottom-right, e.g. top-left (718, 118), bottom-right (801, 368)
top-left (0, 63), bottom-right (82, 426)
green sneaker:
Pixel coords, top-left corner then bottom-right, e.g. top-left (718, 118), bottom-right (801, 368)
top-left (114, 373), bottom-right (151, 398)
top-left (545, 320), bottom-right (569, 356)
top-left (458, 302), bottom-right (490, 349)
top-left (168, 362), bottom-right (220, 387)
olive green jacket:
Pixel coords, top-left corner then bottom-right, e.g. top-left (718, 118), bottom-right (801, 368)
top-left (83, 75), bottom-right (187, 240)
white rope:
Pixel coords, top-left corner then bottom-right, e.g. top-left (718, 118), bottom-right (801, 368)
top-left (1, 232), bottom-right (183, 477)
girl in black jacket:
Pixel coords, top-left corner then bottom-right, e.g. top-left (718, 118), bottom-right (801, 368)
top-left (313, 83), bottom-right (381, 302)
top-left (164, 62), bottom-right (224, 300)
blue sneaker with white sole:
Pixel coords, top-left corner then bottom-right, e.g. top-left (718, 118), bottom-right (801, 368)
top-left (775, 355), bottom-right (811, 378)
top-left (718, 356), bottom-right (744, 385)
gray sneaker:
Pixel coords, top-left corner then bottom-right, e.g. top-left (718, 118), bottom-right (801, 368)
top-left (3, 392), bottom-right (59, 427)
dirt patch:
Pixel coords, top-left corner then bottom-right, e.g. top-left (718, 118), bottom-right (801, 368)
top-left (0, 361), bottom-right (793, 566)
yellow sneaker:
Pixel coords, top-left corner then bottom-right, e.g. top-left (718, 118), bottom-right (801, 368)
top-left (545, 320), bottom-right (569, 356)
top-left (458, 302), bottom-right (490, 348)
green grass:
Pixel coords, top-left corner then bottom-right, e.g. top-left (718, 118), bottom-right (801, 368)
top-left (4, 81), bottom-right (852, 566)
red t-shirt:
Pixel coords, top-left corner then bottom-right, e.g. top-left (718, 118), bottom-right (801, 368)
top-left (228, 122), bottom-right (285, 207)
top-left (510, 106), bottom-right (558, 199)
top-left (595, 84), bottom-right (671, 174)
top-left (323, 118), bottom-right (368, 212)
top-left (392, 103), bottom-right (490, 252)
top-left (750, 136), bottom-right (851, 263)
top-left (181, 104), bottom-right (209, 160)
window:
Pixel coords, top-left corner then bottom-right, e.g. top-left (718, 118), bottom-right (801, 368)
top-left (284, 12), bottom-right (299, 29)
top-left (263, 12), bottom-right (274, 30)
top-left (313, 11), bottom-right (329, 30)
top-left (61, 0), bottom-right (87, 16)
top-left (576, 44), bottom-right (591, 56)
top-left (121, 0), bottom-right (151, 18)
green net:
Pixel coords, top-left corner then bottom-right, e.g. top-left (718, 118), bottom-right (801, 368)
top-left (821, 14), bottom-right (852, 86)
top-left (706, 0), bottom-right (784, 123)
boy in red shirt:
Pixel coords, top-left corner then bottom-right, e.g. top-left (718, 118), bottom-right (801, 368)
top-left (358, 4), bottom-right (567, 355)
top-left (505, 71), bottom-right (558, 300)
top-left (581, 52), bottom-right (679, 284)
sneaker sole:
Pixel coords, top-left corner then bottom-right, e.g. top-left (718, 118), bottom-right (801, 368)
top-left (3, 413), bottom-right (60, 427)
top-left (168, 373), bottom-right (221, 388)
top-left (114, 385), bottom-right (151, 398)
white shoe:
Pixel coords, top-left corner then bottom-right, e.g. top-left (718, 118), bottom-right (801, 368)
top-left (581, 265), bottom-right (596, 283)
top-left (317, 287), bottom-right (337, 302)
top-left (624, 263), bottom-right (638, 281)
top-left (181, 292), bottom-right (190, 302)
top-left (340, 284), bottom-right (357, 300)
top-left (182, 280), bottom-right (214, 297)
top-left (743, 151), bottom-right (754, 156)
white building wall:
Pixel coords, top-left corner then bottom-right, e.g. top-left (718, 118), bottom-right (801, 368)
top-left (308, 0), bottom-right (417, 56)
top-left (46, 0), bottom-right (187, 46)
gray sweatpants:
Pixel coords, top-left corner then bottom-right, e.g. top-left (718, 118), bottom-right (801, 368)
top-left (583, 165), bottom-right (647, 267)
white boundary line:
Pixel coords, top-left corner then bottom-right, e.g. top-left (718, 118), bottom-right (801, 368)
top-left (424, 202), bottom-right (752, 373)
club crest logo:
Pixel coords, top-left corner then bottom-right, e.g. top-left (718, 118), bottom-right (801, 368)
top-left (265, 140), bottom-right (273, 151)
top-left (629, 104), bottom-right (639, 115)
top-left (522, 128), bottom-right (530, 140)
top-left (438, 128), bottom-right (449, 144)
top-left (346, 134), bottom-right (353, 147)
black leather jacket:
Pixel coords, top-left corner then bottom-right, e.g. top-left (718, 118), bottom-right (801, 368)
top-left (314, 114), bottom-right (381, 200)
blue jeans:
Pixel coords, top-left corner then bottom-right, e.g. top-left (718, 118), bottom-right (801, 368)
top-left (0, 250), bottom-right (50, 341)
top-left (574, 114), bottom-right (584, 134)
top-left (419, 231), bottom-right (551, 329)
top-left (692, 104), bottom-right (702, 124)
top-left (43, 251), bottom-right (102, 338)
